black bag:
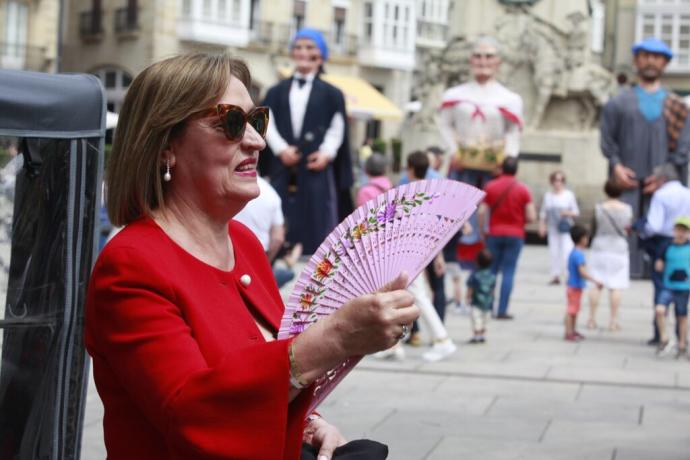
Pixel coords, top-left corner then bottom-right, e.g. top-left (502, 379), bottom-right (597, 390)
top-left (301, 440), bottom-right (389, 459)
top-left (557, 217), bottom-right (572, 233)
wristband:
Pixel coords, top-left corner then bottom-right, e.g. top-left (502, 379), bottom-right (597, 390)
top-left (288, 341), bottom-right (310, 389)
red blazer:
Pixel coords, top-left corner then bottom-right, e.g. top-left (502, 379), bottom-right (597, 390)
top-left (85, 218), bottom-right (312, 459)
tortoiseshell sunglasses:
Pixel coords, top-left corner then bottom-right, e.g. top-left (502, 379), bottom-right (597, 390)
top-left (203, 104), bottom-right (269, 141)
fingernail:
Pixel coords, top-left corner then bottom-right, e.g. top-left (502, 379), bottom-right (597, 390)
top-left (318, 456), bottom-right (329, 460)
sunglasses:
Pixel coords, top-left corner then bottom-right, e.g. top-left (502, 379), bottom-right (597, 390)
top-left (203, 104), bottom-right (269, 141)
top-left (471, 53), bottom-right (497, 59)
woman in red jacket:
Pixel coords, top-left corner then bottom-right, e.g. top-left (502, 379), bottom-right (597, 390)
top-left (86, 53), bottom-right (418, 459)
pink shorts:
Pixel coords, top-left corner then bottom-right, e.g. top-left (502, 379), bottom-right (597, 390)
top-left (567, 287), bottom-right (583, 315)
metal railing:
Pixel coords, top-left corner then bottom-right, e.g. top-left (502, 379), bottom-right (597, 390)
top-left (248, 22), bottom-right (358, 57)
top-left (0, 43), bottom-right (49, 72)
top-left (416, 20), bottom-right (448, 43)
top-left (79, 10), bottom-right (104, 38)
top-left (115, 7), bottom-right (139, 34)
top-left (249, 21), bottom-right (294, 49)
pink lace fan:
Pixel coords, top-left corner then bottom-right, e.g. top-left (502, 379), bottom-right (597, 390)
top-left (278, 179), bottom-right (484, 411)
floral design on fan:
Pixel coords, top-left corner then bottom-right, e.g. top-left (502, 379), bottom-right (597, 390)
top-left (343, 192), bottom-right (438, 245)
top-left (293, 191), bottom-right (439, 332)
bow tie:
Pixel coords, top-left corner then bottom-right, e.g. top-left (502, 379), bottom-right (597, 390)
top-left (294, 77), bottom-right (307, 88)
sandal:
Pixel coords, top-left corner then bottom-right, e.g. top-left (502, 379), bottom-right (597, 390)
top-left (608, 322), bottom-right (621, 332)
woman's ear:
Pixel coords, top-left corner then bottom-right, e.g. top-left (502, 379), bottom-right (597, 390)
top-left (160, 146), bottom-right (176, 168)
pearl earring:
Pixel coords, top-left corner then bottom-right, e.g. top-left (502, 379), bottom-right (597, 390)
top-left (163, 159), bottom-right (172, 182)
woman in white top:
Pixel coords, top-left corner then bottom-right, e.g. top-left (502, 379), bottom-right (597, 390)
top-left (587, 179), bottom-right (633, 331)
top-left (538, 171), bottom-right (580, 285)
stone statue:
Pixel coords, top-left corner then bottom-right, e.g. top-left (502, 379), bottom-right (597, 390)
top-left (409, 36), bottom-right (471, 130)
top-left (495, 6), bottom-right (615, 130)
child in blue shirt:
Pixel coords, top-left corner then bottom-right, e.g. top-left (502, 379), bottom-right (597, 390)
top-left (654, 216), bottom-right (690, 357)
top-left (566, 225), bottom-right (602, 341)
top-left (466, 249), bottom-right (497, 343)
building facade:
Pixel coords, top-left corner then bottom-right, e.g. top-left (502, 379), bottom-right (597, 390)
top-left (0, 0), bottom-right (60, 72)
top-left (604, 0), bottom-right (690, 93)
top-left (60, 0), bottom-right (437, 145)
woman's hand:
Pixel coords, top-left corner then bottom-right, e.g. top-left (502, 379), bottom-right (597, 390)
top-left (290, 273), bottom-right (418, 388)
top-left (329, 273), bottom-right (418, 357)
top-left (303, 417), bottom-right (347, 460)
top-left (538, 221), bottom-right (547, 239)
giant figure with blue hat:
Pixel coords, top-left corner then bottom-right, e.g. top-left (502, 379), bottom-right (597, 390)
top-left (600, 37), bottom-right (690, 342)
top-left (260, 28), bottom-right (353, 255)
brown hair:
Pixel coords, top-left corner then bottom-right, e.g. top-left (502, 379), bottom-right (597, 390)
top-left (549, 170), bottom-right (566, 184)
top-left (603, 178), bottom-right (623, 198)
top-left (106, 53), bottom-right (251, 226)
top-left (407, 150), bottom-right (429, 180)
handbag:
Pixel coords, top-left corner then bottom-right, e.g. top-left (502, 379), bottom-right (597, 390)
top-left (557, 216), bottom-right (572, 233)
top-left (301, 440), bottom-right (389, 459)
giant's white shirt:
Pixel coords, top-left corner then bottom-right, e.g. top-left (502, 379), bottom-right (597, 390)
top-left (438, 80), bottom-right (523, 157)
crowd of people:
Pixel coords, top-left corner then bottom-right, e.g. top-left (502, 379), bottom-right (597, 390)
top-left (84, 25), bottom-right (690, 459)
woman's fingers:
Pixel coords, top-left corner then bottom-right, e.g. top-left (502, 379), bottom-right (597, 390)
top-left (379, 271), bottom-right (409, 292)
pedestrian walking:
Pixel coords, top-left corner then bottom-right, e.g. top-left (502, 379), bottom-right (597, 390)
top-left (405, 151), bottom-right (457, 362)
top-left (654, 216), bottom-right (690, 357)
top-left (261, 28), bottom-right (354, 255)
top-left (641, 163), bottom-right (690, 345)
top-left (565, 226), bottom-right (603, 342)
top-left (587, 179), bottom-right (633, 331)
top-left (466, 249), bottom-right (497, 344)
top-left (478, 157), bottom-right (536, 319)
top-left (538, 171), bottom-right (580, 285)
top-left (355, 153), bottom-right (391, 207)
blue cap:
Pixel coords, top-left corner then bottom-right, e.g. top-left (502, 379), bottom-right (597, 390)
top-left (291, 28), bottom-right (329, 62)
top-left (632, 38), bottom-right (673, 60)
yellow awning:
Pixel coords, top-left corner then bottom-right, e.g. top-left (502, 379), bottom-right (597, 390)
top-left (320, 74), bottom-right (404, 121)
top-left (275, 67), bottom-right (403, 121)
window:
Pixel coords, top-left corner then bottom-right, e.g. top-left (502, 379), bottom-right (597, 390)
top-left (250, 0), bottom-right (261, 30)
top-left (218, 0), bottom-right (227, 20)
top-left (636, 0), bottom-right (690, 70)
top-left (181, 0), bottom-right (192, 16)
top-left (203, 0), bottom-right (212, 17)
top-left (333, 7), bottom-right (346, 48)
top-left (4, 1), bottom-right (28, 59)
top-left (364, 2), bottom-right (373, 44)
top-left (232, 0), bottom-right (241, 21)
top-left (294, 0), bottom-right (305, 32)
top-left (92, 67), bottom-right (133, 114)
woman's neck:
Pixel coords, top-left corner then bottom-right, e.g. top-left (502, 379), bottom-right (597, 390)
top-left (153, 198), bottom-right (235, 271)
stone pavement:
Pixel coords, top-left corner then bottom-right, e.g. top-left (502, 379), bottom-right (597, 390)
top-left (80, 245), bottom-right (690, 459)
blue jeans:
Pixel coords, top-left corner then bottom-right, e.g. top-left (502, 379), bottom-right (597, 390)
top-left (486, 236), bottom-right (524, 316)
top-left (648, 236), bottom-right (673, 340)
top-left (273, 266), bottom-right (295, 289)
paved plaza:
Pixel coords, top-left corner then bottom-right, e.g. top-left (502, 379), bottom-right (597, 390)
top-left (80, 245), bottom-right (690, 459)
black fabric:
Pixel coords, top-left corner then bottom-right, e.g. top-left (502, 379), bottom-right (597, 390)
top-left (301, 440), bottom-right (388, 459)
top-left (261, 76), bottom-right (354, 254)
top-left (0, 69), bottom-right (104, 137)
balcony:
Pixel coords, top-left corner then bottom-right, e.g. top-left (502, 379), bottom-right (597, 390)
top-left (0, 43), bottom-right (49, 72)
top-left (248, 21), bottom-right (293, 50)
top-left (328, 32), bottom-right (359, 58)
top-left (79, 11), bottom-right (104, 42)
top-left (115, 7), bottom-right (140, 39)
top-left (177, 3), bottom-right (250, 47)
top-left (416, 20), bottom-right (448, 48)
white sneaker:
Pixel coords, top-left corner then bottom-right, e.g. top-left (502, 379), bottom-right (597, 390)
top-left (373, 344), bottom-right (405, 361)
top-left (422, 339), bottom-right (457, 362)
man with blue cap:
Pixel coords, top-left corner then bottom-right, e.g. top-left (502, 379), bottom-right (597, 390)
top-left (260, 28), bottom-right (353, 255)
top-left (600, 37), bottom-right (690, 344)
